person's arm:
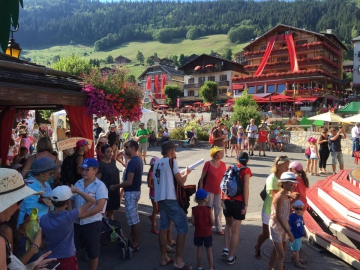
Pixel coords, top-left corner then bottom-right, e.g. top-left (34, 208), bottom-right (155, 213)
top-left (330, 130), bottom-right (342, 141)
top-left (70, 185), bottom-right (96, 218)
top-left (68, 199), bottom-right (74, 211)
top-left (80, 198), bottom-right (106, 219)
top-left (19, 229), bottom-right (42, 264)
top-left (0, 237), bottom-right (7, 270)
top-left (210, 209), bottom-right (215, 226)
top-left (174, 166), bottom-right (191, 186)
top-left (241, 174), bottom-right (250, 214)
top-left (274, 195), bottom-right (294, 242)
top-left (21, 154), bottom-right (34, 178)
top-left (20, 138), bottom-right (25, 148)
top-left (53, 157), bottom-right (60, 186)
top-left (76, 155), bottom-right (84, 175)
top-left (25, 250), bottom-right (57, 270)
top-left (342, 130), bottom-right (347, 139)
top-left (191, 211), bottom-right (195, 226)
top-left (315, 144), bottom-right (319, 159)
top-left (317, 135), bottom-right (325, 144)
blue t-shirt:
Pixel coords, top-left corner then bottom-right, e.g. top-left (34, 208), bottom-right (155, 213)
top-left (124, 156), bottom-right (143, 192)
top-left (40, 209), bottom-right (79, 259)
top-left (288, 213), bottom-right (305, 239)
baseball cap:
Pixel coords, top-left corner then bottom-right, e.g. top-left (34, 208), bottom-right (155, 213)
top-left (80, 158), bottom-right (99, 169)
top-left (98, 137), bottom-right (107, 143)
top-left (76, 139), bottom-right (88, 148)
top-left (292, 200), bottom-right (305, 208)
top-left (150, 157), bottom-right (160, 166)
top-left (195, 189), bottom-right (208, 200)
top-left (236, 152), bottom-right (249, 162)
top-left (161, 141), bottom-right (178, 152)
top-left (51, 186), bottom-right (72, 202)
top-left (289, 162), bottom-right (303, 172)
top-left (110, 124), bottom-right (116, 128)
top-left (279, 172), bottom-right (297, 183)
top-left (139, 123), bottom-right (145, 127)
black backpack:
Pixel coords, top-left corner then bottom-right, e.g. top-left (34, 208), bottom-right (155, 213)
top-left (60, 153), bottom-right (80, 185)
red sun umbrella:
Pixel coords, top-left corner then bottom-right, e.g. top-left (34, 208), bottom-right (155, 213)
top-left (194, 66), bottom-right (202, 71)
top-left (193, 102), bottom-right (203, 105)
top-left (205, 64), bottom-right (213, 68)
top-left (158, 104), bottom-right (169, 109)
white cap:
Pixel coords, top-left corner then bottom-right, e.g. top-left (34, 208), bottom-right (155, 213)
top-left (278, 172), bottom-right (298, 183)
top-left (293, 200), bottom-right (305, 207)
top-left (51, 186), bottom-right (72, 202)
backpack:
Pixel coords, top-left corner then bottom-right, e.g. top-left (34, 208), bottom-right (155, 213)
top-left (60, 153), bottom-right (80, 185)
top-left (220, 165), bottom-right (247, 198)
top-left (209, 133), bottom-right (214, 144)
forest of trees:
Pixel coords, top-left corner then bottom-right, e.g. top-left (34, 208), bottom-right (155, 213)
top-left (17, 0), bottom-right (360, 57)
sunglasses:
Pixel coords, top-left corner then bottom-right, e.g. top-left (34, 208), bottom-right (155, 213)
top-left (294, 207), bottom-right (303, 211)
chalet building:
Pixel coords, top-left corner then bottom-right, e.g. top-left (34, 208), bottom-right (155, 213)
top-left (352, 36), bottom-right (360, 94)
top-left (233, 24), bottom-right (347, 104)
top-left (100, 67), bottom-right (115, 75)
top-left (138, 65), bottom-right (184, 102)
top-left (114, 55), bottom-right (131, 65)
top-left (159, 58), bottom-right (173, 66)
top-left (178, 54), bottom-right (247, 102)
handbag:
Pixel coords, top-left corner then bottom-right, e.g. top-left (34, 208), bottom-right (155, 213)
top-left (197, 161), bottom-right (210, 189)
top-left (305, 147), bottom-right (311, 155)
top-left (260, 184), bottom-right (267, 201)
top-left (169, 158), bottom-right (196, 214)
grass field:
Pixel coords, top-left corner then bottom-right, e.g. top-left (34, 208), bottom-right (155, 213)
top-left (21, 35), bottom-right (248, 78)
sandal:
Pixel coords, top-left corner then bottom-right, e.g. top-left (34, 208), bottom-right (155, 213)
top-left (161, 258), bottom-right (174, 266)
top-left (168, 240), bottom-right (176, 246)
top-left (166, 245), bottom-right (176, 253)
top-left (293, 261), bottom-right (305, 269)
top-left (255, 245), bottom-right (262, 259)
top-left (174, 264), bottom-right (192, 270)
top-left (131, 245), bottom-right (140, 252)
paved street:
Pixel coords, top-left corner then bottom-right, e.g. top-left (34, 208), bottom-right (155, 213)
top-left (78, 146), bottom-right (358, 270)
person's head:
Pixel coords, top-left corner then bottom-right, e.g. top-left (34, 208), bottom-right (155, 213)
top-left (101, 144), bottom-right (112, 158)
top-left (356, 123), bottom-right (360, 128)
top-left (97, 137), bottom-right (107, 147)
top-left (79, 158), bottom-right (99, 181)
top-left (0, 169), bottom-right (43, 222)
top-left (50, 186), bottom-right (72, 208)
top-left (65, 130), bottom-right (71, 138)
top-left (195, 188), bottom-right (208, 204)
top-left (94, 123), bottom-right (99, 127)
top-left (261, 125), bottom-right (266, 131)
top-left (51, 151), bottom-right (58, 157)
top-left (250, 119), bottom-right (255, 125)
top-left (125, 140), bottom-right (139, 157)
top-left (150, 157), bottom-right (160, 170)
top-left (139, 123), bottom-right (145, 130)
top-left (321, 127), bottom-right (328, 134)
top-left (277, 126), bottom-right (280, 130)
top-left (236, 152), bottom-right (249, 166)
top-left (232, 122), bottom-right (236, 126)
top-left (270, 130), bottom-right (274, 134)
top-left (218, 123), bottom-right (225, 130)
top-left (110, 124), bottom-right (116, 131)
top-left (271, 155), bottom-right (290, 175)
top-left (76, 139), bottom-right (89, 153)
top-left (37, 136), bottom-right (53, 153)
top-left (330, 127), bottom-right (337, 135)
top-left (239, 126), bottom-right (243, 132)
top-left (292, 200), bottom-right (305, 215)
top-left (19, 146), bottom-right (28, 156)
top-left (32, 157), bottom-right (60, 182)
top-left (278, 172), bottom-right (297, 192)
top-left (289, 161), bottom-right (309, 188)
top-left (18, 129), bottom-right (27, 138)
top-left (308, 137), bottom-right (317, 145)
top-left (161, 141), bottom-right (178, 158)
top-left (210, 146), bottom-right (223, 160)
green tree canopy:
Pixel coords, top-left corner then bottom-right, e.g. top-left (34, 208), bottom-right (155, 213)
top-left (222, 48), bottom-right (233, 61)
top-left (186, 27), bottom-right (201, 40)
top-left (136, 51), bottom-right (144, 64)
top-left (106, 55), bottom-right (114, 64)
top-left (231, 90), bottom-right (261, 127)
top-left (146, 57), bottom-right (154, 66)
top-left (199, 81), bottom-right (219, 103)
top-left (227, 24), bottom-right (256, 44)
top-left (52, 54), bottom-right (93, 76)
top-left (164, 84), bottom-right (182, 107)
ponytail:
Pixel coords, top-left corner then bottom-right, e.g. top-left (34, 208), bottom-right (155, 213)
top-left (298, 170), bottom-right (309, 188)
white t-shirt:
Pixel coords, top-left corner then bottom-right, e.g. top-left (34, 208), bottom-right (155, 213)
top-left (246, 124), bottom-right (258, 138)
top-left (153, 157), bottom-right (179, 202)
top-left (351, 126), bottom-right (360, 138)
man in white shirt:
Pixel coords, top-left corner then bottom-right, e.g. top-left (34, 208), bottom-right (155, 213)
top-left (351, 123), bottom-right (360, 157)
top-left (246, 118), bottom-right (258, 156)
top-left (153, 142), bottom-right (192, 269)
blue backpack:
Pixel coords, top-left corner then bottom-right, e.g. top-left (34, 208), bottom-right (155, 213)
top-left (220, 165), bottom-right (247, 197)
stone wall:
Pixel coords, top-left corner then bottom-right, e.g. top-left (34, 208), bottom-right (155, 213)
top-left (290, 131), bottom-right (353, 155)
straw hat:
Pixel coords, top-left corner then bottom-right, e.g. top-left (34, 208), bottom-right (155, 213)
top-left (0, 168), bottom-right (43, 212)
top-left (18, 129), bottom-right (27, 135)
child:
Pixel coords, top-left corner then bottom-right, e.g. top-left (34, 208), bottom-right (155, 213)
top-left (147, 157), bottom-right (160, 234)
top-left (12, 146), bottom-right (28, 165)
top-left (269, 172), bottom-right (297, 270)
top-left (6, 138), bottom-right (17, 166)
top-left (191, 189), bottom-right (215, 270)
top-left (40, 185), bottom-right (96, 270)
top-left (309, 137), bottom-right (319, 176)
top-left (237, 127), bottom-right (246, 155)
top-left (276, 132), bottom-right (283, 152)
top-left (289, 162), bottom-right (309, 210)
top-left (304, 137), bottom-right (313, 173)
top-left (288, 200), bottom-right (306, 269)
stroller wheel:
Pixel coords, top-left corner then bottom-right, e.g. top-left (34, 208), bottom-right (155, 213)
top-left (127, 246), bottom-right (132, 259)
top-left (127, 237), bottom-right (132, 248)
top-left (121, 247), bottom-right (126, 261)
top-left (83, 251), bottom-right (89, 262)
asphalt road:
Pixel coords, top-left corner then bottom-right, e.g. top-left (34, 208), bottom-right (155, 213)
top-left (77, 146), bottom-right (357, 270)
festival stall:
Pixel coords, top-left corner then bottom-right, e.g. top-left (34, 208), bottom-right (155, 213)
top-left (120, 107), bottom-right (158, 135)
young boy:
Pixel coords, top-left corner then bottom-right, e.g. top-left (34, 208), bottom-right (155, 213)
top-left (69, 158), bottom-right (108, 270)
top-left (40, 185), bottom-right (96, 270)
top-left (191, 189), bottom-right (215, 270)
top-left (288, 200), bottom-right (306, 269)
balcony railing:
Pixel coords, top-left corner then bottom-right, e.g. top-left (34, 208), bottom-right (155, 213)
top-left (184, 82), bottom-right (204, 88)
top-left (217, 81), bottom-right (230, 86)
top-left (186, 66), bottom-right (224, 75)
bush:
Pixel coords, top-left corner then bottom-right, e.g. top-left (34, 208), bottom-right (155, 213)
top-left (170, 127), bottom-right (186, 140)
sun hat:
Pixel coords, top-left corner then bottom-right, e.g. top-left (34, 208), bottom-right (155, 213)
top-left (292, 200), bottom-right (305, 208)
top-left (210, 146), bottom-right (222, 157)
top-left (279, 172), bottom-right (297, 183)
top-left (289, 162), bottom-right (303, 172)
top-left (110, 124), bottom-right (116, 128)
top-left (80, 158), bottom-right (99, 169)
top-left (239, 126), bottom-right (243, 129)
top-left (236, 151), bottom-right (249, 162)
top-left (309, 137), bottom-right (317, 144)
top-left (0, 168), bottom-right (43, 212)
top-left (161, 141), bottom-right (178, 153)
top-left (18, 130), bottom-right (27, 135)
top-left (32, 157), bottom-right (60, 174)
top-left (51, 186), bottom-right (73, 202)
top-left (195, 188), bottom-right (208, 201)
top-left (76, 139), bottom-right (88, 148)
top-left (150, 157), bottom-right (160, 166)
top-left (98, 137), bottom-right (107, 143)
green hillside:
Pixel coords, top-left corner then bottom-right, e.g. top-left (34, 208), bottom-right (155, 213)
top-left (21, 35), bottom-right (248, 78)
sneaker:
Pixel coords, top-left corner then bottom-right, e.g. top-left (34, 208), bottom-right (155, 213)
top-left (263, 154), bottom-right (266, 157)
top-left (221, 249), bottom-right (229, 259)
top-left (332, 172), bottom-right (336, 175)
top-left (227, 255), bottom-right (237, 265)
top-left (258, 153), bottom-right (261, 157)
top-left (250, 153), bottom-right (254, 156)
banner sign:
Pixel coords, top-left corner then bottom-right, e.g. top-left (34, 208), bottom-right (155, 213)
top-left (56, 137), bottom-right (93, 151)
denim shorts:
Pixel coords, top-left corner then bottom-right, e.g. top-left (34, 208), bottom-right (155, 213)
top-left (331, 151), bottom-right (344, 165)
top-left (158, 200), bottom-right (188, 234)
top-left (290, 238), bottom-right (302, 251)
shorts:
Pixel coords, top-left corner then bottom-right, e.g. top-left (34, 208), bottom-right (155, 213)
top-left (269, 226), bottom-right (286, 243)
top-left (194, 235), bottom-right (213, 247)
top-left (223, 200), bottom-right (245, 220)
top-left (149, 188), bottom-right (155, 200)
top-left (138, 142), bottom-right (148, 154)
top-left (331, 151), bottom-right (344, 165)
top-left (230, 137), bottom-right (237, 145)
top-left (290, 238), bottom-right (302, 251)
top-left (310, 158), bottom-right (318, 160)
top-left (258, 142), bottom-right (266, 150)
top-left (124, 191), bottom-right (141, 226)
top-left (261, 211), bottom-right (270, 225)
top-left (74, 221), bottom-right (102, 259)
top-left (305, 154), bottom-right (310, 159)
top-left (56, 255), bottom-right (78, 270)
top-left (158, 200), bottom-right (188, 234)
top-left (248, 138), bottom-right (256, 146)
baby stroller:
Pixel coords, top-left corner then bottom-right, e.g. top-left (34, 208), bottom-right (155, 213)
top-left (182, 131), bottom-right (196, 148)
top-left (148, 131), bottom-right (158, 147)
top-left (83, 217), bottom-right (132, 261)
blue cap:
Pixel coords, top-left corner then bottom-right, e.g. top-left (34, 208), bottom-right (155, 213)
top-left (195, 188), bottom-right (208, 200)
top-left (80, 158), bottom-right (99, 169)
top-left (32, 157), bottom-right (60, 174)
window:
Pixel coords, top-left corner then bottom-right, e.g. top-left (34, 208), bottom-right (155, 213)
top-left (260, 45), bottom-right (267, 50)
top-left (267, 85), bottom-right (275, 93)
top-left (188, 91), bottom-right (194, 96)
top-left (319, 50), bottom-right (324, 56)
top-left (277, 84), bottom-right (286, 93)
top-left (199, 77), bottom-right (205, 83)
top-left (277, 57), bottom-right (289, 62)
top-left (248, 86), bottom-right (255, 94)
top-left (297, 54), bottom-right (307, 60)
top-left (219, 89), bottom-right (227, 95)
top-left (358, 65), bottom-right (360, 75)
top-left (295, 40), bottom-right (307, 46)
top-left (208, 76), bottom-right (215, 81)
top-left (219, 75), bottom-right (227, 81)
top-left (257, 85), bottom-right (265, 93)
top-left (188, 78), bottom-right (194, 84)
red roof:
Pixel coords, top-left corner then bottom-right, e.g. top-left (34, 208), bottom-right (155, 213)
top-left (232, 84), bottom-right (244, 90)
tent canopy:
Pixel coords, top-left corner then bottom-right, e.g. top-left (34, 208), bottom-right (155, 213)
top-left (337, 102), bottom-right (360, 114)
top-left (121, 107), bottom-right (158, 134)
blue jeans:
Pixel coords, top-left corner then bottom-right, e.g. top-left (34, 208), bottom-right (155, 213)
top-left (158, 200), bottom-right (188, 234)
top-left (352, 138), bottom-right (359, 155)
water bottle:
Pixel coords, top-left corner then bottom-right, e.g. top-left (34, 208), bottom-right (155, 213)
top-left (25, 208), bottom-right (40, 251)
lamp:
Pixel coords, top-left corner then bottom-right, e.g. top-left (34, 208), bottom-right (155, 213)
top-left (5, 24), bottom-right (21, 58)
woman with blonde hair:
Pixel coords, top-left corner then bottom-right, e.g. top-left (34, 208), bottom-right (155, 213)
top-left (198, 146), bottom-right (227, 234)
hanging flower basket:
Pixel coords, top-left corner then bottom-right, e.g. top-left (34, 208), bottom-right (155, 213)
top-left (16, 110), bottom-right (29, 122)
top-left (82, 69), bottom-right (143, 122)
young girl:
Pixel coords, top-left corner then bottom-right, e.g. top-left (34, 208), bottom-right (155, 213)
top-left (276, 132), bottom-right (283, 152)
top-left (289, 162), bottom-right (309, 210)
top-left (304, 137), bottom-right (313, 173)
top-left (309, 137), bottom-right (319, 176)
top-left (268, 130), bottom-right (277, 152)
top-left (191, 189), bottom-right (215, 270)
top-left (269, 172), bottom-right (297, 270)
top-left (237, 127), bottom-right (246, 154)
top-left (6, 138), bottom-right (17, 166)
top-left (147, 157), bottom-right (160, 234)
